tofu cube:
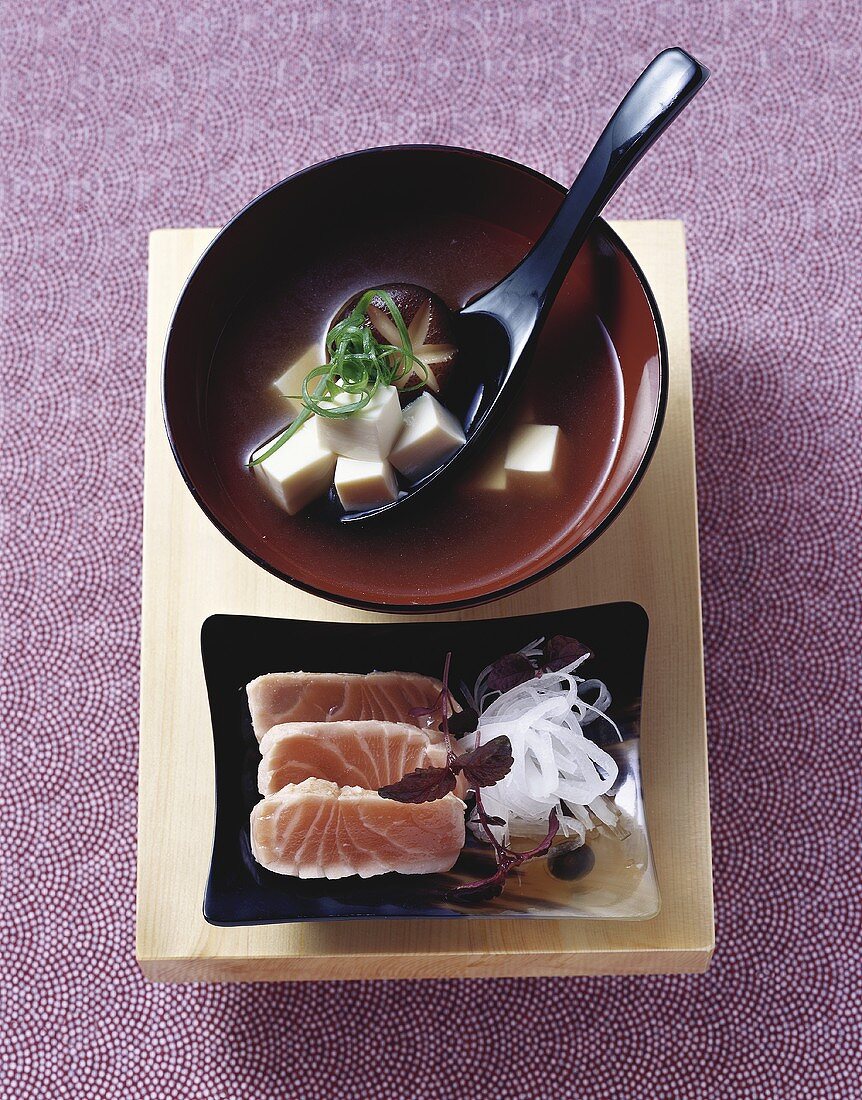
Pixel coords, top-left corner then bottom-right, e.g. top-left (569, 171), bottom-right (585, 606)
top-left (463, 399), bottom-right (540, 493)
top-left (317, 385), bottom-right (403, 461)
top-left (252, 418), bottom-right (336, 515)
top-left (272, 346), bottom-right (325, 416)
top-left (389, 392), bottom-right (466, 481)
top-left (504, 424), bottom-right (563, 489)
top-left (334, 456), bottom-right (399, 512)
top-left (466, 434), bottom-right (508, 491)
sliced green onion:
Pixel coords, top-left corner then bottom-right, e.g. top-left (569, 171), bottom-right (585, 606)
top-left (249, 406), bottom-right (313, 466)
top-left (248, 288), bottom-right (429, 466)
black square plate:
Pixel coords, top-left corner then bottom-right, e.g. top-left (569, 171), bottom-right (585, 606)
top-left (202, 602), bottom-right (658, 925)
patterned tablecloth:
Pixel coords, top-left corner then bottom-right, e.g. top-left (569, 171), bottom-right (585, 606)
top-left (2, 2), bottom-right (860, 1097)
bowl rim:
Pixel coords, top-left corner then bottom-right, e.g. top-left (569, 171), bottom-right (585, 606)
top-left (162, 143), bottom-right (669, 613)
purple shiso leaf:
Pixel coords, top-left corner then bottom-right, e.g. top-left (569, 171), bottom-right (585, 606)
top-left (484, 652), bottom-right (535, 695)
top-left (408, 691), bottom-right (445, 720)
top-left (542, 635), bottom-right (592, 672)
top-left (378, 766), bottom-right (457, 804)
top-left (454, 735), bottom-right (514, 788)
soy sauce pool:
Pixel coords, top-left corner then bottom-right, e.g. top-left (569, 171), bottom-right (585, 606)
top-left (206, 210), bottom-right (624, 607)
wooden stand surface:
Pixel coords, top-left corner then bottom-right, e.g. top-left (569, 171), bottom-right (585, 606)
top-left (137, 220), bottom-right (713, 981)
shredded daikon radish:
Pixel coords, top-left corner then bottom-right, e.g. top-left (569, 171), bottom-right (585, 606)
top-left (462, 646), bottom-right (623, 843)
top-left (575, 679), bottom-right (612, 724)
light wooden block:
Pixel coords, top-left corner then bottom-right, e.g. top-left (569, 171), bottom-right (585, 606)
top-left (137, 220), bottom-right (713, 981)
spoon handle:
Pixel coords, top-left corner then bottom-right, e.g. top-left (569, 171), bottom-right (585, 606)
top-left (464, 47), bottom-right (709, 344)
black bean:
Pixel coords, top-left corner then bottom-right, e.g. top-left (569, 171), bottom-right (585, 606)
top-left (548, 843), bottom-right (595, 881)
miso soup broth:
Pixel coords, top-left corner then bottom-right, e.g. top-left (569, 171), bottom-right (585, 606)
top-left (206, 207), bottom-right (624, 607)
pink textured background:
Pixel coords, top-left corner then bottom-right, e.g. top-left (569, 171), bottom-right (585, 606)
top-left (2, 2), bottom-right (861, 1097)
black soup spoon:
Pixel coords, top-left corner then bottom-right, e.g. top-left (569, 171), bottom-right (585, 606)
top-left (341, 46), bottom-right (709, 524)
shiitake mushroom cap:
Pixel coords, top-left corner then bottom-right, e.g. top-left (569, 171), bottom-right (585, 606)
top-left (332, 283), bottom-right (459, 398)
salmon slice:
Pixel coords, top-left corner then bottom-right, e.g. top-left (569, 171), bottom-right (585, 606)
top-left (258, 720), bottom-right (449, 795)
top-left (246, 671), bottom-right (449, 741)
top-left (250, 778), bottom-right (466, 879)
